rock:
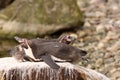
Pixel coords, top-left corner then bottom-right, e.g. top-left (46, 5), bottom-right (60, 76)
top-left (111, 71), bottom-right (120, 80)
top-left (95, 58), bottom-right (103, 68)
top-left (96, 24), bottom-right (106, 33)
top-left (0, 0), bottom-right (14, 10)
top-left (104, 52), bottom-right (114, 59)
top-left (0, 0), bottom-right (84, 38)
top-left (104, 58), bottom-right (115, 64)
top-left (107, 40), bottom-right (120, 52)
top-left (97, 42), bottom-right (105, 49)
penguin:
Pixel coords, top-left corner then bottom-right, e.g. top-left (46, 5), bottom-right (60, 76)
top-left (20, 39), bottom-right (87, 69)
top-left (10, 34), bottom-right (76, 62)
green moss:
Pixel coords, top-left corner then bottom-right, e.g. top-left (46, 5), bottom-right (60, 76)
top-left (0, 30), bottom-right (37, 39)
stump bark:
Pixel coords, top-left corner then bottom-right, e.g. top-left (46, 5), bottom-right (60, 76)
top-left (0, 57), bottom-right (110, 80)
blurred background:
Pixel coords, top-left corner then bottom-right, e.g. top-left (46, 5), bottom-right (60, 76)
top-left (0, 0), bottom-right (120, 80)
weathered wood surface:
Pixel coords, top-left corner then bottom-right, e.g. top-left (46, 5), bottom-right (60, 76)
top-left (0, 57), bottom-right (110, 80)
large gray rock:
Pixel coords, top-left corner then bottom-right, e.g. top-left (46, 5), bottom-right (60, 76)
top-left (0, 0), bottom-right (84, 38)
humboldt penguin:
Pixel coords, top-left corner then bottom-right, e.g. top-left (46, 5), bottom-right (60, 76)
top-left (20, 39), bottom-right (87, 69)
top-left (10, 34), bottom-right (76, 62)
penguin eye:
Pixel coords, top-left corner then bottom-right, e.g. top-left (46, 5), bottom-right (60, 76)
top-left (67, 36), bottom-right (75, 41)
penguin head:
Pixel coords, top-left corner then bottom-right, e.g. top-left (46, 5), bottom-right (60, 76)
top-left (61, 35), bottom-right (76, 44)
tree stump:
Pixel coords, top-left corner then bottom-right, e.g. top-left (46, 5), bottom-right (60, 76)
top-left (0, 57), bottom-right (110, 80)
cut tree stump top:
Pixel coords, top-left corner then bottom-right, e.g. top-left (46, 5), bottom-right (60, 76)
top-left (0, 57), bottom-right (110, 80)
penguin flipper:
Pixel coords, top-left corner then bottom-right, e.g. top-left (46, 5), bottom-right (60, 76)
top-left (41, 54), bottom-right (60, 70)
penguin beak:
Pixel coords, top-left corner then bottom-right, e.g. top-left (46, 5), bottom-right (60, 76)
top-left (69, 36), bottom-right (75, 41)
top-left (14, 36), bottom-right (29, 49)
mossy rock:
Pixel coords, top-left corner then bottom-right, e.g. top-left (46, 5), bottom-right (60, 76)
top-left (0, 0), bottom-right (84, 38)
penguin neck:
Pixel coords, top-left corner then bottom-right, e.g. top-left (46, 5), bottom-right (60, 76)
top-left (27, 40), bottom-right (37, 55)
top-left (24, 40), bottom-right (37, 60)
